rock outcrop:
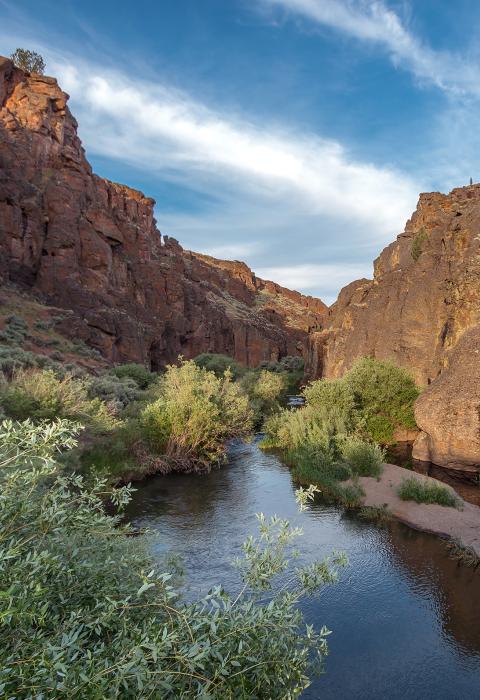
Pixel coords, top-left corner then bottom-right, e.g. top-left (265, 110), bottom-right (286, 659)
top-left (307, 185), bottom-right (480, 471)
top-left (0, 57), bottom-right (326, 368)
top-left (412, 326), bottom-right (480, 470)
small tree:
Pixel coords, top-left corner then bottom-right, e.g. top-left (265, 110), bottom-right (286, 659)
top-left (10, 48), bottom-right (45, 74)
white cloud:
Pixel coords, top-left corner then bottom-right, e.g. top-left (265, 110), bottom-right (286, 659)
top-left (0, 29), bottom-right (421, 301)
top-left (260, 0), bottom-right (480, 96)
top-left (48, 57), bottom-right (418, 239)
top-left (255, 262), bottom-right (370, 304)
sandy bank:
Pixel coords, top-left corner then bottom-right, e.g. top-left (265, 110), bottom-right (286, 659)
top-left (357, 463), bottom-right (480, 557)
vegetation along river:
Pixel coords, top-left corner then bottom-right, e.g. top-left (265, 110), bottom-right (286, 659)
top-left (125, 438), bottom-right (480, 699)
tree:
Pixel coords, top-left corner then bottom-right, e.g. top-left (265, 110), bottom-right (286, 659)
top-left (0, 419), bottom-right (346, 697)
top-left (10, 48), bottom-right (45, 74)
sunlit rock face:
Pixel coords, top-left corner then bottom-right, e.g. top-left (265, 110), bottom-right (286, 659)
top-left (0, 57), bottom-right (326, 369)
top-left (306, 184), bottom-right (480, 470)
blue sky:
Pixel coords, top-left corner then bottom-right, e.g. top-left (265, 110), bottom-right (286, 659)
top-left (2, 0), bottom-right (480, 303)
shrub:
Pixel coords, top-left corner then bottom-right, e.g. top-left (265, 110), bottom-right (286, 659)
top-left (0, 419), bottom-right (346, 698)
top-left (343, 357), bottom-right (419, 442)
top-left (263, 406), bottom-right (330, 451)
top-left (0, 314), bottom-right (28, 345)
top-left (411, 227), bottom-right (428, 261)
top-left (358, 505), bottom-right (391, 525)
top-left (303, 378), bottom-right (357, 435)
top-left (141, 360), bottom-right (252, 470)
top-left (0, 369), bottom-right (115, 432)
top-left (257, 356), bottom-right (305, 394)
top-left (88, 373), bottom-right (141, 411)
top-left (341, 437), bottom-right (385, 478)
top-left (10, 48), bottom-right (46, 73)
top-left (241, 369), bottom-right (286, 426)
top-left (398, 476), bottom-right (459, 507)
top-left (110, 362), bottom-right (156, 389)
top-left (194, 353), bottom-right (245, 380)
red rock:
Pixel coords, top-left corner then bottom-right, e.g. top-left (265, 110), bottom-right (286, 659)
top-left (0, 57), bottom-right (326, 369)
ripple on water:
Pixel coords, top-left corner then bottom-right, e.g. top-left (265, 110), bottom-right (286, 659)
top-left (125, 439), bottom-right (480, 700)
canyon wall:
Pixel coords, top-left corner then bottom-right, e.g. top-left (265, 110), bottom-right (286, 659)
top-left (307, 186), bottom-right (480, 470)
top-left (0, 57), bottom-right (326, 369)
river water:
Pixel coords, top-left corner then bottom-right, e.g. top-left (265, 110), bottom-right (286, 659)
top-left (125, 438), bottom-right (480, 699)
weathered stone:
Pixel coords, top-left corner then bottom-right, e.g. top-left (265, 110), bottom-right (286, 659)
top-left (0, 57), bottom-right (327, 369)
top-left (413, 326), bottom-right (480, 469)
top-left (306, 186), bottom-right (480, 470)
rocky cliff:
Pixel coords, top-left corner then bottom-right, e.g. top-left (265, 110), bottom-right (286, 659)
top-left (307, 186), bottom-right (480, 470)
top-left (0, 57), bottom-right (326, 368)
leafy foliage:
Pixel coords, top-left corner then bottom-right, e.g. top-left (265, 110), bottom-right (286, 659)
top-left (0, 420), bottom-right (346, 698)
top-left (241, 369), bottom-right (287, 427)
top-left (342, 357), bottom-right (419, 442)
top-left (0, 314), bottom-right (28, 345)
top-left (411, 227), bottom-right (428, 261)
top-left (110, 363), bottom-right (157, 389)
top-left (194, 353), bottom-right (246, 380)
top-left (10, 47), bottom-right (46, 73)
top-left (140, 359), bottom-right (252, 471)
top-left (398, 476), bottom-right (459, 507)
top-left (88, 373), bottom-right (141, 412)
top-left (0, 369), bottom-right (115, 433)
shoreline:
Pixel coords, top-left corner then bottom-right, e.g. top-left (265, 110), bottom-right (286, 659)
top-left (356, 463), bottom-right (480, 557)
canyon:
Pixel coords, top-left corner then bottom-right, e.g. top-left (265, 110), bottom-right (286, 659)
top-left (307, 186), bottom-right (480, 472)
top-left (0, 56), bottom-right (326, 370)
top-left (1, 55), bottom-right (480, 473)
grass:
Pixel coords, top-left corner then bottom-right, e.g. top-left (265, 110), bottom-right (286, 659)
top-left (289, 446), bottom-right (365, 508)
top-left (358, 505), bottom-right (391, 526)
top-left (446, 539), bottom-right (480, 568)
top-left (398, 476), bottom-right (459, 508)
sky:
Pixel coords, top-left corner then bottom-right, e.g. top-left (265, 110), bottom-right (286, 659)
top-left (2, 0), bottom-right (480, 303)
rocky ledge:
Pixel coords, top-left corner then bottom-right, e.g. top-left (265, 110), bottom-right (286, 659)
top-left (0, 56), bottom-right (326, 369)
top-left (306, 184), bottom-right (480, 473)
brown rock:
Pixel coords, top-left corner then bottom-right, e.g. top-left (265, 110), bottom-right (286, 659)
top-left (307, 187), bottom-right (480, 386)
top-left (306, 186), bottom-right (480, 471)
top-left (413, 326), bottom-right (480, 469)
top-left (0, 58), bottom-right (326, 369)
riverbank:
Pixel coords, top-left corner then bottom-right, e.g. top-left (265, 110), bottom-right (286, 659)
top-left (356, 463), bottom-right (480, 557)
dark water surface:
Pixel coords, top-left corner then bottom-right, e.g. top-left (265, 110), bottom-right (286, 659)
top-left (125, 439), bottom-right (480, 699)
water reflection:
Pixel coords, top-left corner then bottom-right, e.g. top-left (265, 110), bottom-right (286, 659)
top-left (125, 439), bottom-right (480, 699)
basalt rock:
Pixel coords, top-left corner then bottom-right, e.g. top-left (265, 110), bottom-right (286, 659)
top-left (307, 185), bottom-right (480, 471)
top-left (412, 326), bottom-right (480, 471)
top-left (0, 57), bottom-right (326, 369)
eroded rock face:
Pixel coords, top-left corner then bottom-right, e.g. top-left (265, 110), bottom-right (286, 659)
top-left (308, 187), bottom-right (480, 385)
top-left (306, 185), bottom-right (480, 470)
top-left (412, 326), bottom-right (480, 470)
top-left (0, 57), bottom-right (326, 368)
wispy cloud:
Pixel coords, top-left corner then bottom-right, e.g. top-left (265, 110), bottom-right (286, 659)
top-left (50, 56), bottom-right (418, 237)
top-left (255, 262), bottom-right (369, 304)
top-left (260, 0), bottom-right (480, 96)
top-left (0, 29), bottom-right (421, 299)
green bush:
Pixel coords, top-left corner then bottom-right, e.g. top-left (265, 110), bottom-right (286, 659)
top-left (194, 353), bottom-right (245, 380)
top-left (411, 227), bottom-right (428, 261)
top-left (88, 373), bottom-right (141, 411)
top-left (257, 356), bottom-right (305, 394)
top-left (343, 357), bottom-right (419, 442)
top-left (141, 359), bottom-right (252, 471)
top-left (241, 369), bottom-right (286, 427)
top-left (10, 47), bottom-right (46, 73)
top-left (398, 476), bottom-right (459, 507)
top-left (0, 419), bottom-right (346, 698)
top-left (110, 362), bottom-right (157, 389)
top-left (341, 437), bottom-right (384, 478)
top-left (0, 314), bottom-right (28, 345)
top-left (0, 369), bottom-right (115, 433)
top-left (303, 378), bottom-right (357, 435)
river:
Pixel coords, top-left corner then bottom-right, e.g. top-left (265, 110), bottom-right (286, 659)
top-left (125, 438), bottom-right (480, 699)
